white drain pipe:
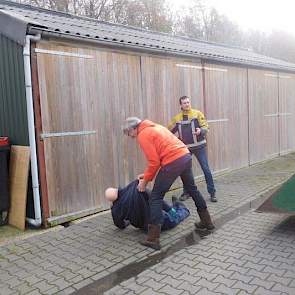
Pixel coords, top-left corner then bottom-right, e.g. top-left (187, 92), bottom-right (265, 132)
top-left (23, 34), bottom-right (42, 227)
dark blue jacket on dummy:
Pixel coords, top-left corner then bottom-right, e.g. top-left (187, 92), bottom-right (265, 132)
top-left (111, 180), bottom-right (190, 231)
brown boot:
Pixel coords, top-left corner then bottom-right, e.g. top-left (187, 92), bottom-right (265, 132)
top-left (140, 224), bottom-right (161, 250)
top-left (195, 209), bottom-right (215, 231)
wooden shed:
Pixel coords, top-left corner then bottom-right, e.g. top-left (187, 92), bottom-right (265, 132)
top-left (1, 0), bottom-right (295, 227)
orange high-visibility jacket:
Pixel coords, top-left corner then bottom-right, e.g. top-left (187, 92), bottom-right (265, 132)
top-left (137, 120), bottom-right (189, 182)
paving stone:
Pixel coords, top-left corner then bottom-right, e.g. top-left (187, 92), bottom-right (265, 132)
top-left (90, 270), bottom-right (109, 281)
top-left (43, 286), bottom-right (60, 295)
top-left (249, 277), bottom-right (275, 290)
top-left (72, 278), bottom-right (93, 290)
top-left (213, 275), bottom-right (236, 288)
top-left (175, 281), bottom-right (202, 294)
top-left (159, 275), bottom-right (182, 288)
top-left (227, 264), bottom-right (250, 275)
top-left (272, 283), bottom-right (295, 294)
top-left (210, 266), bottom-right (234, 278)
top-left (259, 258), bottom-right (282, 268)
top-left (246, 269), bottom-right (270, 281)
top-left (24, 275), bottom-right (43, 286)
top-left (26, 290), bottom-right (42, 295)
top-left (277, 263), bottom-right (295, 272)
top-left (231, 281), bottom-right (257, 293)
top-left (55, 286), bottom-right (76, 295)
top-left (254, 286), bottom-right (287, 295)
top-left (143, 271), bottom-right (167, 282)
top-left (139, 289), bottom-right (158, 295)
top-left (104, 285), bottom-right (131, 295)
top-left (243, 261), bottom-right (265, 272)
top-left (66, 275), bottom-right (84, 284)
top-left (160, 268), bottom-right (183, 279)
top-left (195, 288), bottom-right (222, 295)
top-left (263, 266), bottom-right (286, 276)
top-left (32, 280), bottom-right (55, 293)
top-left (194, 262), bottom-right (216, 273)
top-left (142, 278), bottom-right (166, 291)
top-left (7, 277), bottom-right (25, 288)
top-left (214, 284), bottom-right (238, 295)
top-left (50, 278), bottom-right (72, 290)
top-left (195, 278), bottom-right (219, 291)
top-left (135, 276), bottom-right (150, 285)
top-left (266, 273), bottom-right (292, 286)
top-left (177, 273), bottom-right (199, 285)
top-left (158, 284), bottom-right (183, 295)
top-left (0, 285), bottom-right (17, 295)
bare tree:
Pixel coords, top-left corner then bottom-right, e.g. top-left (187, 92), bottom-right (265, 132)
top-left (9, 0), bottom-right (295, 63)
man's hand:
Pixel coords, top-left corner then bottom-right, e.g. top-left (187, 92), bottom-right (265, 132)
top-left (193, 128), bottom-right (201, 136)
top-left (137, 173), bottom-right (144, 180)
top-left (137, 179), bottom-right (147, 192)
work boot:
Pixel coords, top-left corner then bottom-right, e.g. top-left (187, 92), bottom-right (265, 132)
top-left (210, 192), bottom-right (217, 202)
top-left (195, 209), bottom-right (215, 231)
top-left (179, 192), bottom-right (190, 201)
top-left (140, 224), bottom-right (161, 250)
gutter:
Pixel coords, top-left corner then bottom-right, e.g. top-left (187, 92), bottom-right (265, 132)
top-left (23, 33), bottom-right (42, 227)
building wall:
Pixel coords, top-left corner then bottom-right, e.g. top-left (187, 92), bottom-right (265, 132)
top-left (204, 63), bottom-right (249, 173)
top-left (278, 73), bottom-right (295, 154)
top-left (0, 34), bottom-right (28, 145)
top-left (248, 70), bottom-right (280, 164)
top-left (33, 40), bottom-right (295, 225)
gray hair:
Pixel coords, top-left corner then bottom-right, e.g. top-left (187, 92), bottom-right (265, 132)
top-left (122, 117), bottom-right (142, 134)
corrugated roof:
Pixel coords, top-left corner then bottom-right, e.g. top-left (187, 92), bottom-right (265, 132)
top-left (1, 0), bottom-right (295, 72)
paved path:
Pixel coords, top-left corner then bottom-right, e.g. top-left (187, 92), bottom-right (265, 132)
top-left (0, 153), bottom-right (295, 295)
top-left (106, 211), bottom-right (295, 295)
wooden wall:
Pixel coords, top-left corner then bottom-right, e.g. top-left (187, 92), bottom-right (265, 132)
top-left (36, 43), bottom-right (144, 218)
top-left (34, 40), bottom-right (295, 224)
top-left (204, 64), bottom-right (248, 173)
top-left (278, 73), bottom-right (295, 154)
top-left (248, 70), bottom-right (279, 164)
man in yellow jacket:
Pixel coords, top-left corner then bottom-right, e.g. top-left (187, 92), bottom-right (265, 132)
top-left (168, 96), bottom-right (217, 202)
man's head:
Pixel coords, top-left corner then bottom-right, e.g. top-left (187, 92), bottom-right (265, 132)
top-left (122, 117), bottom-right (142, 137)
top-left (105, 187), bottom-right (118, 203)
top-left (179, 96), bottom-right (191, 111)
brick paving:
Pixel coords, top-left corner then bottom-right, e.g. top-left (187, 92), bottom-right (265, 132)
top-left (0, 153), bottom-right (295, 294)
top-left (107, 211), bottom-right (295, 295)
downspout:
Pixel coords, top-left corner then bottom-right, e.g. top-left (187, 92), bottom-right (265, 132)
top-left (23, 34), bottom-right (42, 227)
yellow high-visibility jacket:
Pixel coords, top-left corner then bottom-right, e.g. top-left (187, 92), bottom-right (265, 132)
top-left (168, 109), bottom-right (209, 150)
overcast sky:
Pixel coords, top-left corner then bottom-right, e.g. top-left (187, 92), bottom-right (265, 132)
top-left (168, 0), bottom-right (295, 35)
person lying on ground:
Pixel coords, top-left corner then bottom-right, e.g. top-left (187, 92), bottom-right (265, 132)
top-left (105, 180), bottom-right (190, 231)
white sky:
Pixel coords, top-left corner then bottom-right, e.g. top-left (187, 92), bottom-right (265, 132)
top-left (168, 0), bottom-right (295, 35)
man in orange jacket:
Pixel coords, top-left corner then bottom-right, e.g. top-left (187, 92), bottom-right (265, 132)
top-left (123, 117), bottom-right (215, 250)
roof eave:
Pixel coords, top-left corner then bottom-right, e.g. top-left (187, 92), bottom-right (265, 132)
top-left (29, 27), bottom-right (295, 74)
top-left (0, 9), bottom-right (28, 45)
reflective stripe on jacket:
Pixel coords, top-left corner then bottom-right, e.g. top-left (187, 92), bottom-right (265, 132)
top-left (168, 109), bottom-right (208, 149)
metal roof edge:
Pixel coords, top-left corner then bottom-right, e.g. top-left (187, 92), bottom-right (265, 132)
top-left (32, 29), bottom-right (295, 73)
top-left (0, 9), bottom-right (28, 45)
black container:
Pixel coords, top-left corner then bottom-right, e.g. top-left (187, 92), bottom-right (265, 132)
top-left (0, 138), bottom-right (10, 225)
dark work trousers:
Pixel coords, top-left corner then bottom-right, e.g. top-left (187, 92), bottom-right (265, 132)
top-left (149, 153), bottom-right (207, 225)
